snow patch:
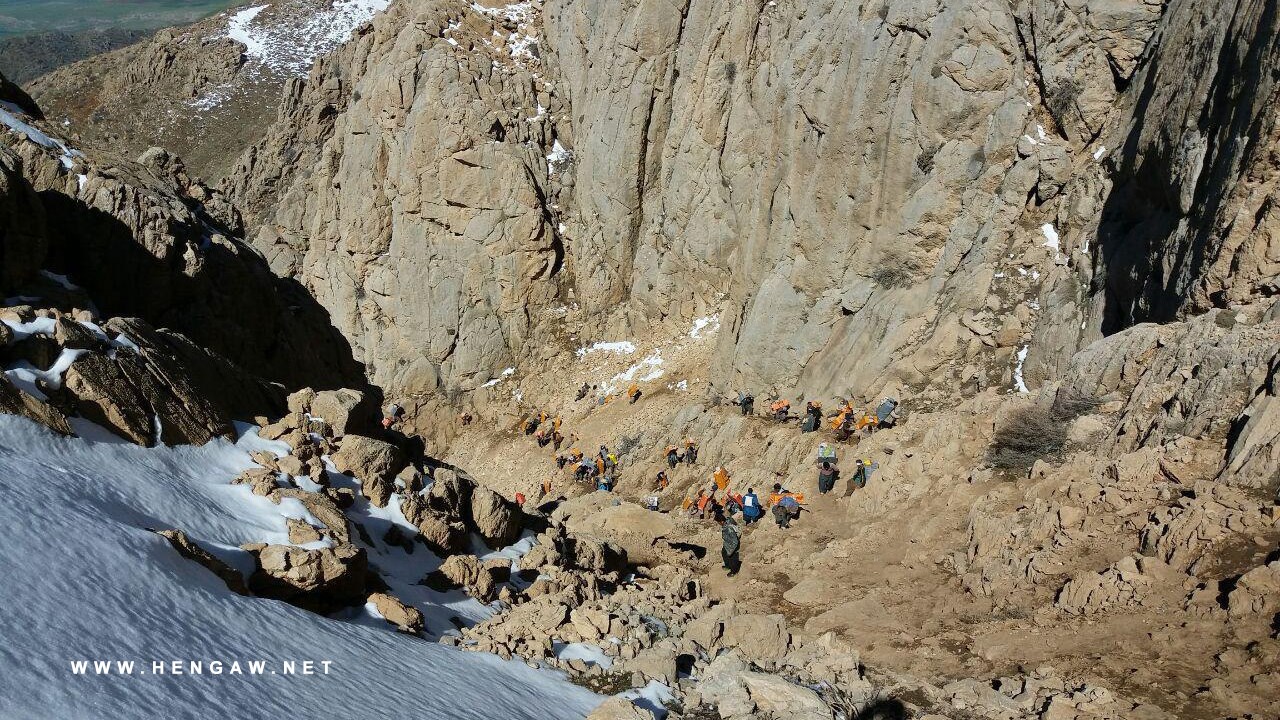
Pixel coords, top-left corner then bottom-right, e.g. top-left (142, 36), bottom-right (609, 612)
top-left (0, 101), bottom-right (83, 169)
top-left (481, 367), bottom-right (515, 388)
top-left (1040, 223), bottom-right (1060, 252)
top-left (225, 0), bottom-right (392, 77)
top-left (546, 140), bottom-right (571, 176)
top-left (688, 314), bottom-right (720, 339)
top-left (0, 415), bottom-right (600, 718)
top-left (576, 341), bottom-right (636, 358)
top-left (554, 641), bottom-right (613, 669)
top-left (1012, 345), bottom-right (1030, 394)
top-left (620, 680), bottom-right (676, 719)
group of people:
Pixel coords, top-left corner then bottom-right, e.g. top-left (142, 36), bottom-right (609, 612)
top-left (663, 438), bottom-right (699, 468)
top-left (732, 393), bottom-right (901, 442)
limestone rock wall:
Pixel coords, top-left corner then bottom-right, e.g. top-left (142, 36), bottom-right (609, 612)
top-left (227, 0), bottom-right (1277, 413)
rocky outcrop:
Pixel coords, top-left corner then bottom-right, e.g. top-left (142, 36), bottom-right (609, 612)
top-left (0, 375), bottom-right (72, 435)
top-left (368, 591), bottom-right (426, 633)
top-left (0, 84), bottom-right (366, 395)
top-left (155, 528), bottom-right (250, 595)
top-left (331, 434), bottom-right (407, 508)
top-left (242, 542), bottom-right (368, 614)
top-left (0, 146), bottom-right (48, 292)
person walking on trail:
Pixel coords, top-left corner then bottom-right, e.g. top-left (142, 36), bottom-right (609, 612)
top-left (720, 511), bottom-right (742, 576)
top-left (713, 466), bottom-right (730, 491)
top-left (576, 383), bottom-right (590, 401)
top-left (770, 399), bottom-right (791, 422)
top-left (773, 493), bottom-right (803, 528)
top-left (664, 444), bottom-right (680, 469)
top-left (741, 487), bottom-right (763, 523)
top-left (628, 383), bottom-right (642, 404)
top-left (801, 401), bottom-right (823, 433)
top-left (817, 461), bottom-right (838, 494)
top-left (736, 391), bottom-right (755, 416)
top-left (848, 458), bottom-right (874, 492)
top-left (656, 470), bottom-right (669, 490)
top-left (684, 437), bottom-right (699, 464)
top-left (874, 397), bottom-right (900, 429)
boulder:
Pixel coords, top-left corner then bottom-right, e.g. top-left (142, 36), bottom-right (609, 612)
top-left (428, 554), bottom-right (498, 602)
top-left (585, 698), bottom-right (655, 720)
top-left (331, 434), bottom-right (407, 508)
top-left (426, 470), bottom-right (472, 517)
top-left (53, 316), bottom-right (100, 350)
top-left (0, 375), bottom-right (72, 435)
top-left (563, 534), bottom-right (628, 575)
top-left (557, 496), bottom-right (678, 566)
top-left (271, 488), bottom-right (351, 544)
top-left (286, 518), bottom-right (323, 544)
top-left (286, 387), bottom-right (316, 415)
top-left (244, 543), bottom-right (367, 614)
top-left (63, 351), bottom-right (154, 445)
top-left (232, 468), bottom-right (278, 496)
top-left (308, 388), bottom-right (376, 436)
top-left (697, 654), bottom-right (832, 720)
top-left (470, 484), bottom-right (522, 548)
top-left (368, 591), bottom-right (425, 633)
top-left (401, 495), bottom-right (470, 554)
top-left (720, 613), bottom-right (790, 664)
top-left (155, 529), bottom-right (249, 595)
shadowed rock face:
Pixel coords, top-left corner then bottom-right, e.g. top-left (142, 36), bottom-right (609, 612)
top-left (222, 0), bottom-right (1276, 409)
top-left (0, 80), bottom-right (369, 395)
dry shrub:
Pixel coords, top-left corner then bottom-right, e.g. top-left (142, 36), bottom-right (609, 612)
top-left (871, 247), bottom-right (921, 289)
top-left (988, 404), bottom-right (1068, 470)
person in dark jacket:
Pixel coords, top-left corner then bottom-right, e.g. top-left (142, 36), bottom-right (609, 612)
top-left (848, 459), bottom-right (870, 492)
top-left (720, 511), bottom-right (742, 576)
top-left (817, 461), bottom-right (838, 494)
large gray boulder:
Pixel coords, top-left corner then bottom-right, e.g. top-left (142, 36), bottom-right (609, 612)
top-left (331, 434), bottom-right (407, 508)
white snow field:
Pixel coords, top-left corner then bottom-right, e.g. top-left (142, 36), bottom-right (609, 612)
top-left (0, 415), bottom-right (600, 719)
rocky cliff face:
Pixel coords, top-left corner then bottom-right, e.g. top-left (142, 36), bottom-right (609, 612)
top-left (0, 77), bottom-right (365, 402)
top-left (225, 0), bottom-right (1277, 417)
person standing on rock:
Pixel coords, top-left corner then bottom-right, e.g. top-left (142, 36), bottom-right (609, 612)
top-left (720, 511), bottom-right (742, 576)
top-left (684, 437), bottom-right (699, 464)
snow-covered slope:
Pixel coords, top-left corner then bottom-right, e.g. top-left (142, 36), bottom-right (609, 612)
top-left (0, 415), bottom-right (600, 719)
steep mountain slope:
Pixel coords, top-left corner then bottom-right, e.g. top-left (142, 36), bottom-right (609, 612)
top-left (26, 0), bottom-right (391, 181)
top-left (0, 414), bottom-right (600, 720)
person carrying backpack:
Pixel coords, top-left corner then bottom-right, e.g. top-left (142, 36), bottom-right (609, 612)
top-left (665, 445), bottom-right (681, 469)
top-left (720, 511), bottom-right (742, 576)
top-left (817, 461), bottom-right (838, 494)
top-left (684, 437), bottom-right (699, 464)
top-left (741, 488), bottom-right (763, 523)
